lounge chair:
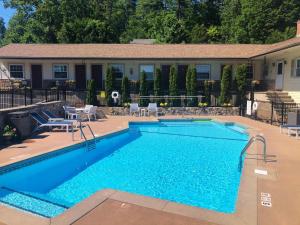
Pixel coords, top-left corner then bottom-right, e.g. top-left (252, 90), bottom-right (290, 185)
top-left (129, 103), bottom-right (140, 116)
top-left (280, 124), bottom-right (300, 138)
top-left (147, 103), bottom-right (158, 117)
top-left (30, 112), bottom-right (74, 133)
top-left (42, 110), bottom-right (79, 127)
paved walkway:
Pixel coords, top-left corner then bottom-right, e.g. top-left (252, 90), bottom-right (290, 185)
top-left (0, 116), bottom-right (299, 225)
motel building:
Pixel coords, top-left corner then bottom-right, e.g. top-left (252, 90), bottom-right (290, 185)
top-left (0, 21), bottom-right (300, 104)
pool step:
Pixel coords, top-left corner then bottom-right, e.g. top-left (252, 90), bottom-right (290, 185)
top-left (0, 187), bottom-right (67, 218)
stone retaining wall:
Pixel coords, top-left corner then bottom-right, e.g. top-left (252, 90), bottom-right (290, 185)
top-left (99, 107), bottom-right (240, 116)
top-left (0, 101), bottom-right (64, 136)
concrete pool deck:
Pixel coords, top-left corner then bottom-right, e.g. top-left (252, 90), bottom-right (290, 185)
top-left (0, 116), bottom-right (299, 225)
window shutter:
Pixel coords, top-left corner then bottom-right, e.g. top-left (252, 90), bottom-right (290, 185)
top-left (291, 59), bottom-right (295, 77)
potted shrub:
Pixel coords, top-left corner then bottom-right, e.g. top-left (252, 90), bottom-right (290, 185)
top-left (2, 125), bottom-right (17, 143)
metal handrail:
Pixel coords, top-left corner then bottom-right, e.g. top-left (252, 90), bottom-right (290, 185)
top-left (79, 121), bottom-right (96, 140)
top-left (239, 134), bottom-right (267, 170)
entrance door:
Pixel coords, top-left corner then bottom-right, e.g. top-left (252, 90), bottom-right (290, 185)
top-left (275, 61), bottom-right (284, 90)
top-left (31, 65), bottom-right (43, 89)
top-left (178, 65), bottom-right (188, 91)
top-left (91, 64), bottom-right (103, 90)
top-left (75, 65), bottom-right (86, 90)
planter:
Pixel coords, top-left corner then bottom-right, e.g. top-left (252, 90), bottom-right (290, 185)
top-left (3, 135), bottom-right (14, 144)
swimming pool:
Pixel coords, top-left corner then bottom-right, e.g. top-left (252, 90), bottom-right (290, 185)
top-left (0, 120), bottom-right (248, 218)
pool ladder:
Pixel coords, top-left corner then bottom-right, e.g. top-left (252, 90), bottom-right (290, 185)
top-left (239, 134), bottom-right (267, 170)
top-left (79, 121), bottom-right (96, 151)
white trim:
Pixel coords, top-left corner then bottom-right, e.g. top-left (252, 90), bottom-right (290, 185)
top-left (8, 64), bottom-right (24, 79)
top-left (52, 63), bottom-right (69, 80)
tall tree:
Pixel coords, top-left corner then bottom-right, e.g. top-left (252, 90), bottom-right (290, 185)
top-left (139, 71), bottom-right (148, 106)
top-left (235, 64), bottom-right (247, 106)
top-left (121, 75), bottom-right (131, 104)
top-left (0, 17), bottom-right (5, 45)
top-left (105, 67), bottom-right (115, 106)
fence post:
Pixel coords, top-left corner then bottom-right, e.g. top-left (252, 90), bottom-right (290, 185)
top-left (45, 89), bottom-right (48, 102)
top-left (281, 102), bottom-right (284, 125)
top-left (57, 89), bottom-right (59, 101)
top-left (271, 101), bottom-right (274, 125)
top-left (30, 88), bottom-right (33, 105)
top-left (11, 89), bottom-right (14, 108)
top-left (24, 88), bottom-right (27, 106)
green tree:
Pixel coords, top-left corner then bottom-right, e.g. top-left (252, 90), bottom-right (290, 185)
top-left (154, 68), bottom-right (162, 103)
top-left (0, 17), bottom-right (5, 45)
top-left (121, 75), bottom-right (131, 104)
top-left (220, 65), bottom-right (232, 104)
top-left (105, 67), bottom-right (115, 106)
top-left (139, 71), bottom-right (148, 106)
top-left (86, 80), bottom-right (98, 105)
top-left (169, 65), bottom-right (180, 106)
top-left (235, 64), bottom-right (247, 106)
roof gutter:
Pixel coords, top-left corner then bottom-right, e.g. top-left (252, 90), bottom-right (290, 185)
top-left (0, 57), bottom-right (251, 60)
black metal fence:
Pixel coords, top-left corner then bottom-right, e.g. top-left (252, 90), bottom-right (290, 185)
top-left (0, 88), bottom-right (88, 109)
top-left (243, 100), bottom-right (300, 125)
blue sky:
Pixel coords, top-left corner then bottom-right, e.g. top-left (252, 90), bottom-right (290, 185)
top-left (0, 2), bottom-right (15, 26)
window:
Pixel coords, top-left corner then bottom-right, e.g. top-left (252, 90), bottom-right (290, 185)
top-left (9, 64), bottom-right (24, 79)
top-left (196, 64), bottom-right (210, 80)
top-left (53, 64), bottom-right (68, 79)
top-left (296, 59), bottom-right (300, 77)
top-left (277, 62), bottom-right (283, 75)
top-left (110, 64), bottom-right (124, 79)
top-left (140, 65), bottom-right (154, 80)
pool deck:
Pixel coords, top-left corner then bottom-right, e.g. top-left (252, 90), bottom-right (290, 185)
top-left (0, 116), bottom-right (299, 225)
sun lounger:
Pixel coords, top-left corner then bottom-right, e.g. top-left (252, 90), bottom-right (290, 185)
top-left (42, 110), bottom-right (79, 126)
top-left (280, 124), bottom-right (300, 139)
top-left (30, 112), bottom-right (74, 133)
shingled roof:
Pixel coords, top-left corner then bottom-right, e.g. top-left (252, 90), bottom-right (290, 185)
top-left (0, 38), bottom-right (299, 60)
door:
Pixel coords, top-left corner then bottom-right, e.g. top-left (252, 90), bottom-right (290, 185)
top-left (275, 61), bottom-right (284, 90)
top-left (91, 64), bottom-right (103, 90)
top-left (31, 65), bottom-right (43, 89)
top-left (161, 65), bottom-right (171, 93)
top-left (178, 65), bottom-right (188, 91)
top-left (75, 65), bottom-right (86, 90)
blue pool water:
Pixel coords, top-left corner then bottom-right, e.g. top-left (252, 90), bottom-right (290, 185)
top-left (0, 120), bottom-right (248, 217)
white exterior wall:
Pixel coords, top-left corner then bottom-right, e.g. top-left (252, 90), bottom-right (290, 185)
top-left (264, 46), bottom-right (300, 92)
top-left (0, 58), bottom-right (262, 87)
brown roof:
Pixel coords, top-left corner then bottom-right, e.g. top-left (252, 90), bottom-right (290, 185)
top-left (0, 43), bottom-right (271, 59)
top-left (0, 38), bottom-right (299, 60)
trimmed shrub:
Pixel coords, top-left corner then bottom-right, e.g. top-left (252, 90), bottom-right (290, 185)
top-left (86, 80), bottom-right (98, 105)
top-left (121, 76), bottom-right (130, 104)
top-left (204, 80), bottom-right (211, 106)
top-left (139, 71), bottom-right (148, 106)
top-left (220, 65), bottom-right (232, 105)
top-left (169, 65), bottom-right (180, 106)
top-left (105, 67), bottom-right (115, 106)
top-left (189, 66), bottom-right (198, 106)
top-left (154, 68), bottom-right (162, 102)
top-left (236, 64), bottom-right (248, 106)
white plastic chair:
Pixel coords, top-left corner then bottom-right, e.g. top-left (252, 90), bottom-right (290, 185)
top-left (147, 103), bottom-right (158, 117)
top-left (130, 103), bottom-right (140, 116)
top-left (84, 106), bottom-right (97, 121)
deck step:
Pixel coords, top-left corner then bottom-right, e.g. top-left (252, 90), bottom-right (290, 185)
top-left (0, 187), bottom-right (68, 217)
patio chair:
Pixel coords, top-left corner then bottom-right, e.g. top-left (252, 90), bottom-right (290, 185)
top-left (147, 103), bottom-right (158, 117)
top-left (129, 103), bottom-right (140, 116)
top-left (83, 106), bottom-right (97, 122)
top-left (30, 112), bottom-right (73, 133)
top-left (63, 106), bottom-right (77, 119)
